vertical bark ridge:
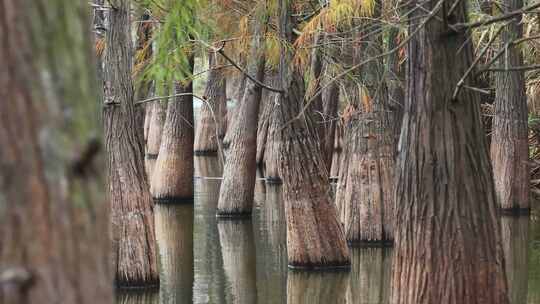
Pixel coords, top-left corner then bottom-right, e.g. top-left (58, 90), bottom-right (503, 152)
top-left (490, 0), bottom-right (529, 212)
top-left (194, 53), bottom-right (227, 155)
top-left (103, 0), bottom-right (159, 287)
top-left (151, 56), bottom-right (195, 203)
top-left (390, 0), bottom-right (509, 302)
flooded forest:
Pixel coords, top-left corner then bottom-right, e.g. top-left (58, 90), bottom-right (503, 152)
top-left (4, 0), bottom-right (540, 303)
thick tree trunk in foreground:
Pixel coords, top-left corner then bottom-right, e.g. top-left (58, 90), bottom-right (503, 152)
top-left (194, 53), bottom-right (227, 155)
top-left (145, 101), bottom-right (167, 179)
top-left (501, 216), bottom-right (529, 304)
top-left (0, 1), bottom-right (113, 303)
top-left (155, 204), bottom-right (194, 302)
top-left (103, 0), bottom-right (158, 287)
top-left (391, 0), bottom-right (509, 303)
top-left (490, 0), bottom-right (529, 212)
top-left (217, 14), bottom-right (267, 217)
top-left (151, 58), bottom-right (195, 202)
top-left (218, 220), bottom-right (258, 303)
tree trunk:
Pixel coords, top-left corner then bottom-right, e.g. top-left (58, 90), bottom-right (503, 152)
top-left (103, 0), bottom-right (159, 287)
top-left (145, 101), bottom-right (167, 179)
top-left (218, 220), bottom-right (258, 303)
top-left (387, 27), bottom-right (405, 144)
top-left (136, 13), bottom-right (153, 145)
top-left (151, 57), bottom-right (195, 203)
top-left (194, 53), bottom-right (227, 155)
top-left (321, 72), bottom-right (340, 174)
top-left (256, 71), bottom-right (280, 165)
top-left (0, 1), bottom-right (113, 303)
top-left (391, 0), bottom-right (509, 302)
top-left (490, 0), bottom-right (529, 212)
top-left (330, 124), bottom-right (344, 178)
top-left (264, 98), bottom-right (283, 183)
top-left (223, 72), bottom-right (247, 151)
top-left (276, 0), bottom-right (350, 269)
top-left (500, 216), bottom-right (529, 304)
top-left (335, 3), bottom-right (396, 245)
top-left (155, 204), bottom-right (194, 303)
top-left (217, 12), bottom-right (267, 217)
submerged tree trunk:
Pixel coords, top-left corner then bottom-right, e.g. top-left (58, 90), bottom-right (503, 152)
top-left (391, 0), bottom-right (509, 303)
top-left (151, 57), bottom-right (195, 203)
top-left (490, 0), bottom-right (529, 212)
top-left (286, 272), bottom-right (348, 304)
top-left (194, 53), bottom-right (227, 155)
top-left (218, 220), bottom-right (258, 303)
top-left (347, 248), bottom-right (392, 304)
top-left (217, 12), bottom-right (267, 217)
top-left (103, 0), bottom-right (159, 287)
top-left (155, 204), bottom-right (194, 303)
top-left (0, 1), bottom-right (113, 303)
top-left (500, 216), bottom-right (529, 304)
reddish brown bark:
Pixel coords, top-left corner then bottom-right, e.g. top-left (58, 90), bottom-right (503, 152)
top-left (391, 0), bottom-right (509, 302)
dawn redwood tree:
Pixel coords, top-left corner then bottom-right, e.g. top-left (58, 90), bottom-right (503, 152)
top-left (0, 0), bottom-right (112, 302)
top-left (217, 10), bottom-right (268, 217)
top-left (276, 0), bottom-right (350, 268)
top-left (151, 57), bottom-right (195, 202)
top-left (490, 0), bottom-right (529, 212)
top-left (194, 53), bottom-right (227, 155)
top-left (103, 0), bottom-right (159, 287)
top-left (391, 0), bottom-right (509, 302)
top-left (336, 3), bottom-right (396, 244)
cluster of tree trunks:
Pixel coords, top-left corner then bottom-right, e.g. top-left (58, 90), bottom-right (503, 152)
top-left (0, 0), bottom-right (112, 303)
top-left (390, 0), bottom-right (510, 302)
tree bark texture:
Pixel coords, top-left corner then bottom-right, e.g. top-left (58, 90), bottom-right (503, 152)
top-left (135, 13), bottom-right (153, 144)
top-left (151, 57), bottom-right (195, 202)
top-left (155, 204), bottom-right (194, 303)
top-left (217, 13), bottom-right (267, 217)
top-left (335, 3), bottom-right (396, 245)
top-left (390, 0), bottom-right (509, 303)
top-left (490, 0), bottom-right (529, 212)
top-left (330, 124), bottom-right (344, 178)
top-left (257, 71), bottom-right (280, 165)
top-left (145, 101), bottom-right (167, 179)
top-left (321, 72), bottom-right (340, 174)
top-left (387, 27), bottom-right (405, 144)
top-left (103, 0), bottom-right (159, 287)
top-left (218, 220), bottom-right (258, 303)
top-left (276, 0), bottom-right (350, 269)
top-left (0, 0), bottom-right (113, 303)
top-left (194, 53), bottom-right (227, 155)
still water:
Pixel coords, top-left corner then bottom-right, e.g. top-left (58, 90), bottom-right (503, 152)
top-left (117, 156), bottom-right (540, 304)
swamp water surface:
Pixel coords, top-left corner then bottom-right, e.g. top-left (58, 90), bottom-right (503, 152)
top-left (117, 156), bottom-right (540, 304)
